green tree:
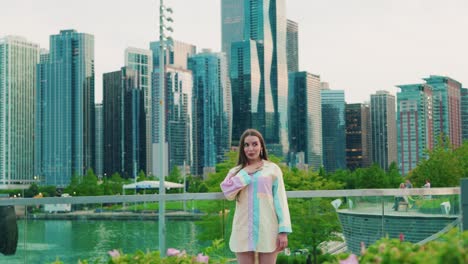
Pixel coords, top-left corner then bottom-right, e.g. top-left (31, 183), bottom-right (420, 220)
top-left (408, 135), bottom-right (463, 187)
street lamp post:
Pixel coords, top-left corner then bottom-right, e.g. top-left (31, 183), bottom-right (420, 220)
top-left (158, 0), bottom-right (173, 257)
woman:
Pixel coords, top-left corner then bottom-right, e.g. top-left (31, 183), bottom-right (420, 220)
top-left (220, 129), bottom-right (292, 264)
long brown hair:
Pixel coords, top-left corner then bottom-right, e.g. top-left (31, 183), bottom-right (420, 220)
top-left (237, 129), bottom-right (269, 168)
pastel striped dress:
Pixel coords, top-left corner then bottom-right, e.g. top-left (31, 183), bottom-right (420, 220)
top-left (220, 160), bottom-right (292, 253)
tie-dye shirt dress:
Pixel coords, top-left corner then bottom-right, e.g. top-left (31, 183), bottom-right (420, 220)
top-left (220, 160), bottom-right (292, 253)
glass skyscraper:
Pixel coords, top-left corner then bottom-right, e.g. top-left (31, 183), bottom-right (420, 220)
top-left (423, 75), bottom-right (462, 147)
top-left (37, 30), bottom-right (95, 187)
top-left (396, 84), bottom-right (434, 175)
top-left (288, 72), bottom-right (322, 169)
top-left (103, 68), bottom-right (136, 178)
top-left (321, 89), bottom-right (346, 173)
top-left (95, 103), bottom-right (103, 178)
top-left (462, 88), bottom-right (468, 142)
top-left (286, 19), bottom-right (299, 72)
top-left (370, 91), bottom-right (397, 171)
top-left (125, 47), bottom-right (153, 175)
top-left (150, 40), bottom-right (196, 176)
top-left (221, 0), bottom-right (245, 68)
top-left (229, 0), bottom-right (289, 156)
top-left (188, 50), bottom-right (231, 177)
top-left (0, 36), bottom-right (40, 187)
top-left (345, 103), bottom-right (371, 170)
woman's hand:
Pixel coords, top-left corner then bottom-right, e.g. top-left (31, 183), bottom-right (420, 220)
top-left (275, 233), bottom-right (288, 252)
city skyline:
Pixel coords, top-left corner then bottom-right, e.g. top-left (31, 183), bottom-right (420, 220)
top-left (1, 0), bottom-right (466, 104)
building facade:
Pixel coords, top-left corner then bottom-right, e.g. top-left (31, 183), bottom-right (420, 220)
top-left (345, 103), bottom-right (371, 170)
top-left (321, 89), bottom-right (346, 172)
top-left (462, 88), bottom-right (468, 142)
top-left (230, 0), bottom-right (289, 156)
top-left (424, 75), bottom-right (462, 147)
top-left (37, 30), bottom-right (95, 186)
top-left (286, 19), bottom-right (299, 72)
top-left (370, 91), bottom-right (397, 171)
top-left (125, 47), bottom-right (153, 175)
top-left (288, 72), bottom-right (322, 169)
top-left (221, 0), bottom-right (245, 68)
top-left (0, 36), bottom-right (40, 187)
top-left (396, 84), bottom-right (434, 175)
top-left (188, 50), bottom-right (231, 177)
top-left (95, 103), bottom-right (103, 178)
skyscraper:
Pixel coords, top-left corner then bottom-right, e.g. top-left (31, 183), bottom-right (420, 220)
top-left (286, 19), bottom-right (299, 72)
top-left (95, 103), bottom-right (103, 178)
top-left (149, 39), bottom-right (196, 177)
top-left (125, 47), bottom-right (153, 175)
top-left (396, 84), bottom-right (434, 175)
top-left (188, 50), bottom-right (231, 177)
top-left (370, 91), bottom-right (397, 171)
top-left (35, 50), bottom-right (49, 180)
top-left (462, 87), bottom-right (468, 142)
top-left (288, 72), bottom-right (322, 169)
top-left (37, 30), bottom-right (95, 186)
top-left (321, 88), bottom-right (346, 173)
top-left (230, 0), bottom-right (289, 156)
top-left (0, 36), bottom-right (40, 187)
top-left (345, 103), bottom-right (371, 170)
top-left (221, 0), bottom-right (245, 68)
top-left (103, 67), bottom-right (139, 179)
top-left (424, 75), bottom-right (462, 147)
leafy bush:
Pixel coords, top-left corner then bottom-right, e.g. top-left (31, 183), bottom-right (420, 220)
top-left (324, 229), bottom-right (467, 264)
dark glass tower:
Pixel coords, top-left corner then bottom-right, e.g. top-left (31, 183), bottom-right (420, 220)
top-left (345, 103), bottom-right (371, 170)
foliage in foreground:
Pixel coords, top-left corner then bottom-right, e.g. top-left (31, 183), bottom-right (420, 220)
top-left (325, 229), bottom-right (467, 264)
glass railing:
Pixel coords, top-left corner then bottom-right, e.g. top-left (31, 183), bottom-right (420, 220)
top-left (0, 187), bottom-right (461, 263)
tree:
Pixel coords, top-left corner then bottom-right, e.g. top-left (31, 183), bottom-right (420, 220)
top-left (408, 136), bottom-right (464, 187)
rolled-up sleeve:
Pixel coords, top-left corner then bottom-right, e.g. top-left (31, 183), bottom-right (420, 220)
top-left (272, 166), bottom-right (292, 233)
top-left (220, 168), bottom-right (251, 200)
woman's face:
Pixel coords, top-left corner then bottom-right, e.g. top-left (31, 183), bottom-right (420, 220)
top-left (243, 135), bottom-right (262, 163)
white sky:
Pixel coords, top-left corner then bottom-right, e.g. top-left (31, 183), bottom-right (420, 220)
top-left (1, 0), bottom-right (467, 103)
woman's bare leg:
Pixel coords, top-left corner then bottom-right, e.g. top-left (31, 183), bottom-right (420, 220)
top-left (258, 252), bottom-right (278, 264)
top-left (236, 251), bottom-right (255, 264)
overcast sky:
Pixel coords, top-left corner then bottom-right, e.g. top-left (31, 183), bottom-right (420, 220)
top-left (1, 0), bottom-right (466, 103)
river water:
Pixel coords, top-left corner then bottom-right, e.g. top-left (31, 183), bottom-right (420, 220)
top-left (0, 219), bottom-right (206, 264)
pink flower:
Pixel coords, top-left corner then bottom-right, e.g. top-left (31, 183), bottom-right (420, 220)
top-left (196, 253), bottom-right (209, 263)
top-left (339, 254), bottom-right (359, 264)
top-left (107, 249), bottom-right (120, 258)
top-left (166, 248), bottom-right (181, 256)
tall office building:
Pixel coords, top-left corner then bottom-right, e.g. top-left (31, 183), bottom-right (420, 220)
top-left (221, 0), bottom-right (245, 68)
top-left (345, 103), bottom-right (371, 170)
top-left (188, 50), bottom-right (231, 177)
top-left (288, 72), bottom-right (322, 169)
top-left (150, 39), bottom-right (196, 177)
top-left (396, 84), bottom-right (434, 175)
top-left (35, 50), bottom-right (49, 180)
top-left (230, 0), bottom-right (289, 156)
top-left (37, 30), bottom-right (95, 186)
top-left (125, 47), bottom-right (153, 175)
top-left (321, 89), bottom-right (346, 172)
top-left (424, 75), bottom-right (462, 147)
top-left (0, 36), bottom-right (40, 187)
top-left (103, 68), bottom-right (141, 179)
top-left (95, 103), bottom-right (103, 178)
top-left (286, 19), bottom-right (299, 72)
top-left (370, 91), bottom-right (397, 171)
top-left (462, 88), bottom-right (468, 142)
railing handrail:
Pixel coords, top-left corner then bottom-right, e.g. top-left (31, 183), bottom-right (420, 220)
top-left (0, 187), bottom-right (459, 206)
